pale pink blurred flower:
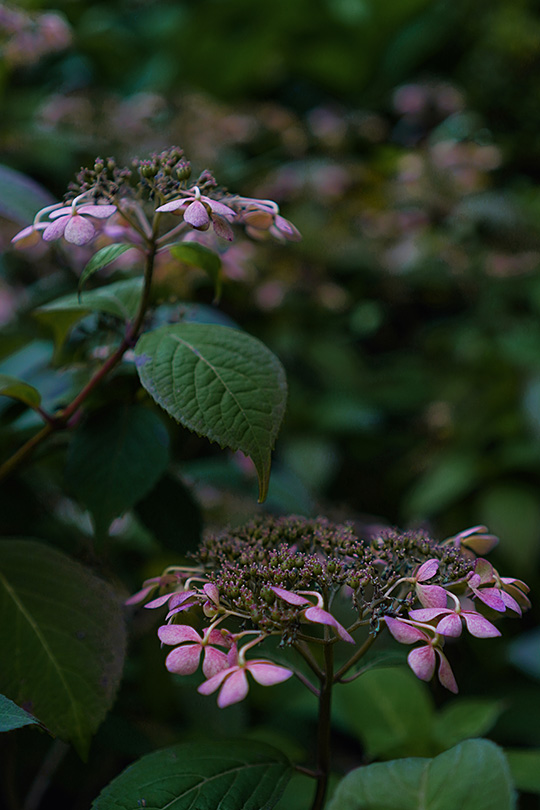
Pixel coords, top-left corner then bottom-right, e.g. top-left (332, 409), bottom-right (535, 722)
top-left (42, 204), bottom-right (117, 246)
top-left (384, 616), bottom-right (458, 693)
top-left (198, 656), bottom-right (293, 708)
top-left (270, 585), bottom-right (354, 643)
top-left (232, 197), bottom-right (301, 243)
top-left (158, 624), bottom-right (232, 678)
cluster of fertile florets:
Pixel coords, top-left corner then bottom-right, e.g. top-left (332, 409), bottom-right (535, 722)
top-left (11, 147), bottom-right (301, 250)
top-left (127, 516), bottom-right (530, 707)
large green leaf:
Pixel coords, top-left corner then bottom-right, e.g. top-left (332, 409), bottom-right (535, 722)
top-left (92, 739), bottom-right (292, 810)
top-left (135, 323), bottom-right (287, 501)
top-left (0, 540), bottom-right (126, 757)
top-left (333, 667), bottom-right (434, 758)
top-left (0, 374), bottom-right (41, 409)
top-left (65, 404), bottom-right (170, 532)
top-left (505, 748), bottom-right (540, 794)
top-left (0, 693), bottom-right (43, 732)
top-left (35, 278), bottom-right (144, 346)
top-left (0, 164), bottom-right (55, 225)
top-left (328, 739), bottom-right (516, 810)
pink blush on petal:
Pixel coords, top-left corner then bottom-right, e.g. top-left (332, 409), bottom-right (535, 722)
top-left (408, 646), bottom-right (436, 682)
top-left (247, 662), bottom-right (293, 686)
top-left (165, 644), bottom-right (201, 675)
top-left (218, 670), bottom-right (249, 708)
top-left (64, 215), bottom-right (95, 245)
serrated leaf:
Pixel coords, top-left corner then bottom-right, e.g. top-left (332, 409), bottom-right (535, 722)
top-left (0, 540), bottom-right (127, 758)
top-left (328, 739), bottom-right (516, 810)
top-left (79, 244), bottom-right (134, 298)
top-left (0, 374), bottom-right (41, 408)
top-left (0, 693), bottom-right (43, 732)
top-left (35, 278), bottom-right (143, 347)
top-left (135, 323), bottom-right (287, 502)
top-left (169, 242), bottom-right (223, 301)
top-left (333, 667), bottom-right (434, 759)
top-left (65, 404), bottom-right (170, 532)
top-left (0, 164), bottom-right (55, 225)
top-left (92, 739), bottom-right (292, 810)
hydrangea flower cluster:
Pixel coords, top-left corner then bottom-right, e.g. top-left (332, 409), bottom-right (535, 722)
top-left (11, 147), bottom-right (300, 250)
top-left (128, 516), bottom-right (529, 706)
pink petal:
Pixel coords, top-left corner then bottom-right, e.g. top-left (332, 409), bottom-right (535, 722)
top-left (435, 649), bottom-right (458, 693)
top-left (247, 661), bottom-right (293, 686)
top-left (473, 587), bottom-right (506, 612)
top-left (77, 204), bottom-right (117, 218)
top-left (384, 616), bottom-right (428, 645)
top-left (501, 577), bottom-right (530, 594)
top-left (273, 214), bottom-right (301, 241)
top-left (461, 612), bottom-right (501, 638)
top-left (202, 583), bottom-right (219, 604)
top-left (125, 583), bottom-right (157, 606)
top-left (156, 199), bottom-right (188, 213)
top-left (202, 647), bottom-right (230, 678)
top-left (242, 210), bottom-right (274, 229)
top-left (206, 199), bottom-right (236, 220)
top-left (436, 613), bottom-right (462, 638)
top-left (164, 644), bottom-right (201, 675)
top-left (145, 593), bottom-right (174, 609)
top-left (304, 606), bottom-right (355, 643)
top-left (501, 591), bottom-right (522, 616)
top-left (158, 624), bottom-right (201, 645)
top-left (169, 590), bottom-right (198, 609)
top-left (205, 628), bottom-right (232, 647)
top-left (217, 669), bottom-right (249, 707)
top-left (416, 559), bottom-right (439, 582)
top-left (42, 216), bottom-right (69, 241)
top-left (166, 601), bottom-right (197, 619)
top-left (408, 607), bottom-right (449, 622)
top-left (212, 215), bottom-right (234, 241)
top-left (184, 200), bottom-right (210, 229)
top-left (416, 584), bottom-right (448, 609)
top-left (271, 586), bottom-right (310, 606)
top-left (48, 207), bottom-right (74, 219)
top-left (198, 666), bottom-right (237, 696)
top-left (408, 646), bottom-right (436, 681)
top-left (64, 215), bottom-right (95, 245)
top-left (473, 558), bottom-right (495, 584)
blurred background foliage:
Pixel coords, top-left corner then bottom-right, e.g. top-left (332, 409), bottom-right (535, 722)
top-left (2, 0), bottom-right (540, 807)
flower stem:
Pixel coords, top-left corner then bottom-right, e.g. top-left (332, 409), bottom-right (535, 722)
top-left (311, 638), bottom-right (334, 810)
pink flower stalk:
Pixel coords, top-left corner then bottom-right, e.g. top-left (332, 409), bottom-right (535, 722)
top-left (158, 624), bottom-right (232, 678)
top-left (197, 655), bottom-right (293, 708)
top-left (270, 585), bottom-right (354, 643)
top-left (384, 616), bottom-right (458, 693)
top-left (156, 187), bottom-right (236, 240)
top-left (42, 202), bottom-right (117, 245)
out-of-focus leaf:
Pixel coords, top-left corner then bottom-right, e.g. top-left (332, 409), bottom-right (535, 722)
top-left (91, 739), bottom-right (292, 810)
top-left (433, 699), bottom-right (503, 750)
top-left (477, 484), bottom-right (540, 571)
top-left (35, 278), bottom-right (143, 346)
top-left (333, 666), bottom-right (434, 759)
top-left (0, 164), bottom-right (55, 225)
top-left (505, 749), bottom-right (540, 794)
top-left (65, 404), bottom-right (170, 532)
top-left (79, 244), bottom-right (134, 297)
top-left (0, 693), bottom-right (43, 732)
top-left (135, 474), bottom-right (202, 552)
top-left (0, 539), bottom-right (126, 758)
top-left (135, 323), bottom-right (287, 502)
top-left (0, 374), bottom-right (41, 409)
top-left (169, 242), bottom-right (223, 301)
top-left (327, 739), bottom-right (515, 810)
top-left (508, 628), bottom-right (540, 680)
top-left (405, 453), bottom-right (480, 519)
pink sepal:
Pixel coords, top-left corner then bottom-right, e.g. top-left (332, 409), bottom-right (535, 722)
top-left (202, 647), bottom-right (230, 678)
top-left (247, 661), bottom-right (293, 686)
top-left (165, 644), bottom-right (201, 675)
top-left (436, 613), bottom-right (462, 637)
top-left (435, 649), bottom-right (458, 693)
top-left (212, 215), bottom-right (234, 241)
top-left (64, 216), bottom-right (95, 245)
top-left (304, 606), bottom-right (354, 643)
top-left (184, 200), bottom-right (210, 228)
top-left (208, 200), bottom-right (236, 220)
top-left (217, 669), bottom-right (249, 708)
top-left (416, 558), bottom-right (439, 582)
top-left (271, 586), bottom-right (309, 606)
top-left (43, 217), bottom-right (68, 241)
top-left (461, 612), bottom-right (501, 638)
top-left (203, 583), bottom-right (219, 604)
top-left (384, 616), bottom-right (427, 644)
top-left (158, 624), bottom-right (200, 645)
top-left (145, 592), bottom-right (175, 609)
top-left (408, 646), bottom-right (435, 681)
top-left (416, 583), bottom-right (448, 609)
top-left (156, 199), bottom-right (186, 213)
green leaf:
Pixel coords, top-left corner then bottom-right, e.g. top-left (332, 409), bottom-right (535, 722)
top-left (0, 374), bottom-right (41, 409)
top-left (0, 693), bottom-right (43, 732)
top-left (35, 278), bottom-right (144, 346)
top-left (328, 739), bottom-right (516, 810)
top-left (92, 739), bottom-right (292, 810)
top-left (433, 699), bottom-right (503, 750)
top-left (169, 242), bottom-right (223, 301)
top-left (79, 244), bottom-right (134, 299)
top-left (135, 323), bottom-right (287, 502)
top-left (135, 474), bottom-right (202, 552)
top-left (65, 404), bottom-right (170, 532)
top-left (0, 539), bottom-right (127, 758)
top-left (505, 749), bottom-right (540, 794)
top-left (0, 164), bottom-right (55, 225)
top-left (333, 667), bottom-right (434, 759)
